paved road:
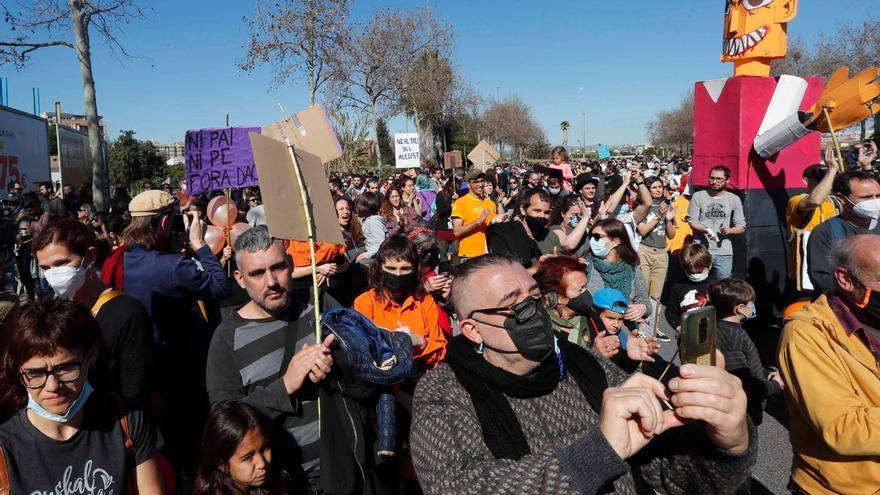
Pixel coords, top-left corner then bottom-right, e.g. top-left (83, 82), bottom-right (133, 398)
top-left (653, 312), bottom-right (792, 494)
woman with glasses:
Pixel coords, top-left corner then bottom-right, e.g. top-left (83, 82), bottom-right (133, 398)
top-left (0, 298), bottom-right (165, 493)
top-left (500, 177), bottom-right (520, 215)
top-left (586, 218), bottom-right (651, 326)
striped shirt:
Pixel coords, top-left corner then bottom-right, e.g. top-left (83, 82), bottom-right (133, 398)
top-left (206, 289), bottom-right (336, 472)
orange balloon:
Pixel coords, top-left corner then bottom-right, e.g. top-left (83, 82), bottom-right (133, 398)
top-left (229, 223), bottom-right (252, 248)
top-left (204, 225), bottom-right (226, 254)
top-left (207, 196), bottom-right (239, 227)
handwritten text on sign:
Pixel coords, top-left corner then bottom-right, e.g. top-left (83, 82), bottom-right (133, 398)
top-left (394, 133), bottom-right (420, 169)
top-left (185, 126), bottom-right (261, 194)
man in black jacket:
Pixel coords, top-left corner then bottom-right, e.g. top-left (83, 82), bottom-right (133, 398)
top-left (487, 188), bottom-right (559, 274)
top-left (206, 226), bottom-right (386, 494)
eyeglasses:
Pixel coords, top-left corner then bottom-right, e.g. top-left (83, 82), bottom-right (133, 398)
top-left (589, 233), bottom-right (609, 242)
top-left (468, 291), bottom-right (557, 323)
top-left (19, 360), bottom-right (83, 389)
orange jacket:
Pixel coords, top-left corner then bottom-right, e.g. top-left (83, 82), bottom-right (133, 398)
top-left (353, 289), bottom-right (447, 369)
top-left (285, 240), bottom-right (345, 267)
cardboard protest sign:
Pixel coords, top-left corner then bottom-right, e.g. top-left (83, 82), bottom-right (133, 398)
top-left (262, 104), bottom-right (343, 164)
top-left (467, 140), bottom-right (500, 171)
top-left (55, 125), bottom-right (91, 189)
top-left (394, 133), bottom-right (420, 168)
top-left (185, 126), bottom-right (261, 195)
top-left (443, 151), bottom-right (462, 170)
top-left (248, 132), bottom-right (343, 245)
top-left (533, 164), bottom-right (564, 180)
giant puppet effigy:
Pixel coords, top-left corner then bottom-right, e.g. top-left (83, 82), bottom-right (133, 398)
top-left (691, 0), bottom-right (879, 301)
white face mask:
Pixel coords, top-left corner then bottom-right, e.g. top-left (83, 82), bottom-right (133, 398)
top-left (687, 271), bottom-right (710, 283)
top-left (852, 198), bottom-right (880, 229)
top-left (44, 258), bottom-right (89, 299)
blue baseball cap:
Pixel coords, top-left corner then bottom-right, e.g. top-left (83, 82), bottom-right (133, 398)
top-left (593, 288), bottom-right (629, 314)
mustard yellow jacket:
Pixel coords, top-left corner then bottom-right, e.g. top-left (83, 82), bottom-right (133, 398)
top-left (778, 295), bottom-right (880, 495)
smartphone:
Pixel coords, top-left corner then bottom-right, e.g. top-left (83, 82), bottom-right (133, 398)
top-left (172, 214), bottom-right (185, 234)
top-left (437, 260), bottom-right (452, 277)
top-left (680, 306), bottom-right (717, 366)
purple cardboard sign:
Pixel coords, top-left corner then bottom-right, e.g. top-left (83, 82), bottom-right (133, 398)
top-left (185, 126), bottom-right (261, 194)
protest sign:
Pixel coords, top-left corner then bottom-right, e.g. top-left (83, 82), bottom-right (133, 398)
top-left (55, 125), bottom-right (90, 189)
top-left (443, 151), bottom-right (462, 170)
top-left (262, 104), bottom-right (342, 164)
top-left (248, 132), bottom-right (343, 245)
top-left (597, 144), bottom-right (611, 159)
top-left (394, 133), bottom-right (420, 168)
top-left (467, 140), bottom-right (500, 171)
top-left (185, 126), bottom-right (261, 195)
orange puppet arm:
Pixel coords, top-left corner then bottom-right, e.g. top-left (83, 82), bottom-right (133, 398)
top-left (807, 66), bottom-right (880, 133)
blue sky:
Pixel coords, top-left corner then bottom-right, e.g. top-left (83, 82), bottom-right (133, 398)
top-left (0, 0), bottom-right (872, 147)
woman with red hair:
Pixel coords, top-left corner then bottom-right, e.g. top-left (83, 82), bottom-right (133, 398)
top-left (534, 256), bottom-right (659, 367)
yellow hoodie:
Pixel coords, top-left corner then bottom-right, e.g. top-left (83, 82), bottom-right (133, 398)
top-left (778, 295), bottom-right (880, 495)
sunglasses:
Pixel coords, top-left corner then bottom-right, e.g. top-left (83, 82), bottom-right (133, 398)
top-left (589, 233), bottom-right (609, 242)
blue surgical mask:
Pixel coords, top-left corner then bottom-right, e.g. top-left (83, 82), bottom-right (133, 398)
top-left (742, 302), bottom-right (757, 321)
top-left (687, 271), bottom-right (709, 283)
top-left (590, 237), bottom-right (609, 258)
top-left (27, 380), bottom-right (93, 423)
top-left (548, 187), bottom-right (561, 195)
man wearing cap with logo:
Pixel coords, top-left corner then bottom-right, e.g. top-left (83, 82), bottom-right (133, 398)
top-left (451, 169), bottom-right (507, 260)
top-left (120, 189), bottom-right (234, 473)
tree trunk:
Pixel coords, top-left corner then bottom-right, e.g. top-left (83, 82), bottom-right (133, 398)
top-left (308, 63), bottom-right (316, 106)
top-left (416, 112), bottom-right (443, 169)
top-left (370, 100), bottom-right (382, 174)
top-left (70, 0), bottom-right (108, 211)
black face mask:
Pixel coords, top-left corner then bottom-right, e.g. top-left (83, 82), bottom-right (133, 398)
top-left (857, 288), bottom-right (880, 324)
top-left (382, 271), bottom-right (417, 292)
top-left (564, 291), bottom-right (593, 315)
top-left (524, 215), bottom-right (548, 236)
top-left (420, 251), bottom-right (439, 269)
top-left (475, 298), bottom-right (555, 362)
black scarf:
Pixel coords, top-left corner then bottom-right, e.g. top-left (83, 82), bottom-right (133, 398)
top-left (445, 334), bottom-right (608, 460)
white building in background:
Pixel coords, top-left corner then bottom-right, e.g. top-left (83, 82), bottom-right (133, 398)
top-left (150, 140), bottom-right (185, 165)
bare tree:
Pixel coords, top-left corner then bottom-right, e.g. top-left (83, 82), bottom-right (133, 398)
top-left (0, 0), bottom-right (146, 210)
top-left (327, 7), bottom-right (453, 170)
top-left (401, 49), bottom-right (456, 167)
top-left (646, 91), bottom-right (694, 156)
top-left (483, 97), bottom-right (544, 161)
top-left (240, 0), bottom-right (349, 106)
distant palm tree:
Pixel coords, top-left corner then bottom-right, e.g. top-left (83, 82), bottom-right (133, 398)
top-left (560, 121), bottom-right (570, 148)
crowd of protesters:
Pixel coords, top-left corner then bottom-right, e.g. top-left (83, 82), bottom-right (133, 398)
top-left (0, 139), bottom-right (876, 494)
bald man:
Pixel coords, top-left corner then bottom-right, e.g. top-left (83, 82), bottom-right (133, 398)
top-left (778, 234), bottom-right (880, 494)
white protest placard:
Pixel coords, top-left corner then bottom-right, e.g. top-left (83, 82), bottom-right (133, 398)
top-left (394, 133), bottom-right (420, 169)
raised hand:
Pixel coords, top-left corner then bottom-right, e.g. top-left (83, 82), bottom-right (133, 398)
top-left (599, 373), bottom-right (678, 459)
top-left (667, 351), bottom-right (750, 454)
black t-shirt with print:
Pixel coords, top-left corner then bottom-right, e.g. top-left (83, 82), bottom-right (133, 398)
top-left (0, 394), bottom-right (162, 494)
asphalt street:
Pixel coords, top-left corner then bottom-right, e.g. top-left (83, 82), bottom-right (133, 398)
top-left (654, 313), bottom-right (792, 494)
